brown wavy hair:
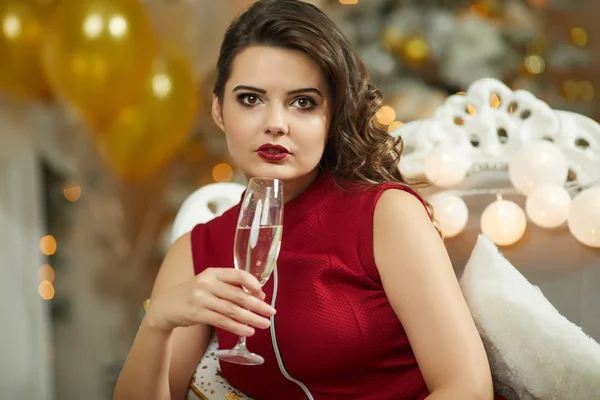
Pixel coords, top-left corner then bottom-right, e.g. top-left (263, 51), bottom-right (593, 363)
top-left (214, 0), bottom-right (418, 191)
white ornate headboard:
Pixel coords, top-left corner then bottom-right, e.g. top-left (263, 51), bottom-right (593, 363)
top-left (391, 78), bottom-right (600, 187)
top-left (170, 182), bottom-right (245, 243)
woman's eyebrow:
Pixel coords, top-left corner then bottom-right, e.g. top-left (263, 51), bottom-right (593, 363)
top-left (287, 88), bottom-right (323, 98)
top-left (233, 85), bottom-right (266, 93)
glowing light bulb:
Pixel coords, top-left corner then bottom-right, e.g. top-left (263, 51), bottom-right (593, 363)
top-left (428, 193), bottom-right (469, 238)
top-left (568, 187), bottom-right (600, 248)
top-left (509, 141), bottom-right (568, 195)
top-left (526, 183), bottom-right (571, 228)
top-left (424, 145), bottom-right (470, 188)
top-left (481, 195), bottom-right (527, 246)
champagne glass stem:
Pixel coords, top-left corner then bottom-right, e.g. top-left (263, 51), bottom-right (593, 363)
top-left (234, 229), bottom-right (253, 355)
top-left (236, 335), bottom-right (248, 350)
top-left (240, 241), bottom-right (252, 352)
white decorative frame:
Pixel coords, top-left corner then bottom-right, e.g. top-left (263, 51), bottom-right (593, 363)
top-left (390, 78), bottom-right (600, 187)
top-left (170, 182), bottom-right (245, 244)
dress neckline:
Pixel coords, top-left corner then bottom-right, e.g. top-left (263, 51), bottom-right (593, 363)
top-left (281, 170), bottom-right (334, 232)
top-left (233, 170), bottom-right (334, 233)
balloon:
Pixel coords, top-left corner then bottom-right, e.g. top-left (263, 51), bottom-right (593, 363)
top-left (96, 46), bottom-right (198, 180)
top-left (42, 0), bottom-right (156, 125)
top-left (0, 0), bottom-right (52, 99)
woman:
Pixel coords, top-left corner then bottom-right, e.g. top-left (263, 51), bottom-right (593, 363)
top-left (115, 1), bottom-right (501, 399)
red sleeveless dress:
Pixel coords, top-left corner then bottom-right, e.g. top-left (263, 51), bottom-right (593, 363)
top-left (190, 171), bottom-right (504, 400)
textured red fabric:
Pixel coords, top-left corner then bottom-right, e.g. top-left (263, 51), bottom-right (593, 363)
top-left (190, 171), bottom-right (506, 400)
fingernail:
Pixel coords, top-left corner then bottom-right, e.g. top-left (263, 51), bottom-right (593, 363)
top-left (261, 319), bottom-right (271, 329)
top-left (245, 327), bottom-right (255, 336)
top-left (267, 306), bottom-right (276, 315)
top-left (259, 292), bottom-right (266, 300)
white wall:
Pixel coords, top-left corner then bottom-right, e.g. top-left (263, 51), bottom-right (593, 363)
top-left (0, 102), bottom-right (53, 400)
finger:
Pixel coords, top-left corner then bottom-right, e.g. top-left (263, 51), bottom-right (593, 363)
top-left (204, 296), bottom-right (272, 330)
top-left (202, 309), bottom-right (255, 337)
top-left (216, 269), bottom-right (263, 295)
top-left (212, 281), bottom-right (276, 318)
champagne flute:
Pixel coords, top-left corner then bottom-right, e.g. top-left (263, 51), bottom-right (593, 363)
top-left (216, 177), bottom-right (284, 365)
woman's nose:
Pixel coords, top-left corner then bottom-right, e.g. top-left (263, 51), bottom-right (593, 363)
top-left (264, 106), bottom-right (289, 136)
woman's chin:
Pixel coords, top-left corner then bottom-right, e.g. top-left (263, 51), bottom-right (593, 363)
top-left (244, 164), bottom-right (309, 182)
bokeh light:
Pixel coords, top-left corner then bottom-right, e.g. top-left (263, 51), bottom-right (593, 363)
top-left (580, 81), bottom-right (595, 101)
top-left (402, 35), bottom-right (429, 64)
top-left (212, 163), bottom-right (233, 182)
top-left (38, 281), bottom-right (55, 300)
top-left (376, 105), bottom-right (396, 126)
top-left (62, 182), bottom-right (81, 202)
top-left (39, 235), bottom-right (57, 256)
top-left (38, 264), bottom-right (55, 283)
top-left (525, 55), bottom-right (545, 74)
top-left (387, 121), bottom-right (405, 133)
top-left (571, 27), bottom-right (589, 47)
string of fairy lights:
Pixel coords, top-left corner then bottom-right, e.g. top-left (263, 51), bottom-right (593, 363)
top-left (38, 183), bottom-right (81, 300)
top-left (422, 147), bottom-right (600, 247)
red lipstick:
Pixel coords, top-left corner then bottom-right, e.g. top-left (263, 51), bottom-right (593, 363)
top-left (257, 144), bottom-right (290, 162)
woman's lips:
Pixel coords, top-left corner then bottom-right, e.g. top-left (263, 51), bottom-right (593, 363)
top-left (257, 144), bottom-right (290, 162)
top-left (258, 150), bottom-right (289, 161)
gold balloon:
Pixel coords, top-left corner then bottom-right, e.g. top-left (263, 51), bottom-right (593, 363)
top-left (0, 0), bottom-right (52, 99)
top-left (96, 46), bottom-right (198, 180)
top-left (43, 0), bottom-right (156, 125)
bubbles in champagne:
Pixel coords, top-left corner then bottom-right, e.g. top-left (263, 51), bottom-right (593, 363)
top-left (234, 225), bottom-right (282, 285)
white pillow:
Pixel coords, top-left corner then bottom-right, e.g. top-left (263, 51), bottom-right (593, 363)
top-left (459, 234), bottom-right (600, 400)
top-left (187, 334), bottom-right (254, 400)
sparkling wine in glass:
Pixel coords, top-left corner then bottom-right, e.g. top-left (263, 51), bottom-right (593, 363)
top-left (216, 177), bottom-right (283, 365)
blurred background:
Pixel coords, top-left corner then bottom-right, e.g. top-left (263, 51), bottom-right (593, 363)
top-left (1, 0), bottom-right (599, 399)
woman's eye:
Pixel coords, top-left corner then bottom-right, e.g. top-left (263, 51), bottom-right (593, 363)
top-left (292, 97), bottom-right (316, 109)
top-left (239, 94), bottom-right (262, 106)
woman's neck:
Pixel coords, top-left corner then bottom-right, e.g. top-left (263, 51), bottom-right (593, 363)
top-left (244, 168), bottom-right (320, 204)
top-left (282, 168), bottom-right (320, 204)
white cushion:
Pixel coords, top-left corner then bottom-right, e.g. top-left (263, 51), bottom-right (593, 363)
top-left (187, 334), bottom-right (254, 400)
top-left (459, 234), bottom-right (600, 400)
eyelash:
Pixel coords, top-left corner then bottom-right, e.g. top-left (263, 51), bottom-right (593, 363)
top-left (292, 96), bottom-right (317, 109)
top-left (236, 93), bottom-right (317, 110)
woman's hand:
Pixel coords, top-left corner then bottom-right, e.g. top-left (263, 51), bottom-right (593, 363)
top-left (145, 267), bottom-right (276, 337)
